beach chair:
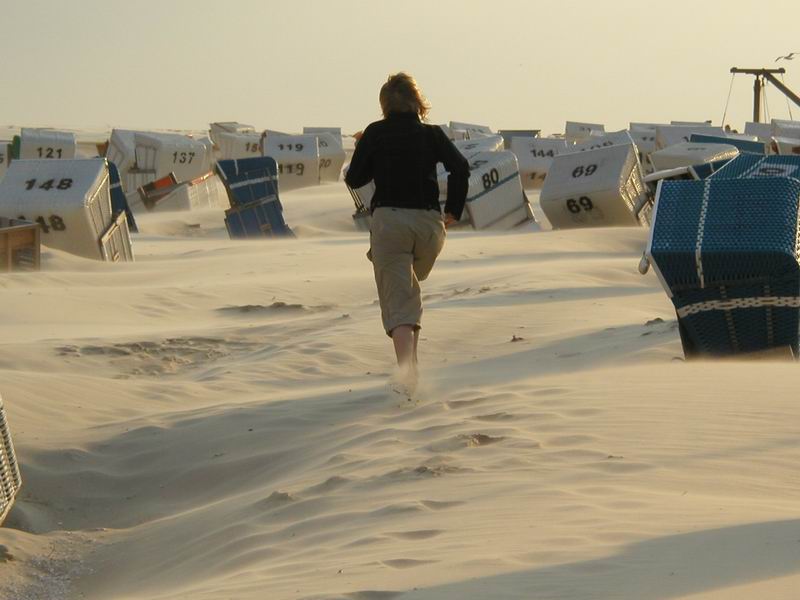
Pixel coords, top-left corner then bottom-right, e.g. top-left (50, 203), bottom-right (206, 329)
top-left (18, 128), bottom-right (76, 160)
top-left (262, 134), bottom-right (320, 191)
top-left (540, 143), bottom-right (649, 229)
top-left (708, 154), bottom-right (800, 180)
top-left (0, 142), bottom-right (9, 180)
top-left (770, 137), bottom-right (800, 156)
top-left (449, 121), bottom-right (493, 139)
top-left (454, 135), bottom-right (505, 155)
top-left (313, 132), bottom-right (347, 183)
top-left (462, 151), bottom-right (534, 230)
top-left (744, 122), bottom-right (773, 142)
top-left (646, 177), bottom-right (800, 357)
top-left (568, 130), bottom-right (636, 154)
top-left (689, 134), bottom-right (765, 155)
top-left (216, 157), bottom-right (280, 207)
top-left (224, 200), bottom-right (293, 238)
top-left (134, 132), bottom-right (212, 184)
top-left (648, 142), bottom-right (740, 172)
top-left (498, 130), bottom-right (540, 149)
top-left (511, 137), bottom-right (569, 190)
top-left (0, 393), bottom-right (22, 526)
top-left (213, 131), bottom-right (262, 160)
top-left (216, 157), bottom-right (293, 238)
top-left (0, 218), bottom-right (40, 272)
top-left (107, 161), bottom-right (138, 232)
top-left (136, 173), bottom-right (180, 210)
top-left (0, 158), bottom-right (134, 261)
top-left (655, 125), bottom-right (725, 150)
top-left (209, 122), bottom-right (257, 146)
top-left (565, 121), bottom-right (605, 144)
top-left (346, 180), bottom-right (373, 232)
top-left (140, 173), bottom-right (228, 213)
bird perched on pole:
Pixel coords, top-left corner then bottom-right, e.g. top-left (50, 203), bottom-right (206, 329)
top-left (776, 52), bottom-right (800, 62)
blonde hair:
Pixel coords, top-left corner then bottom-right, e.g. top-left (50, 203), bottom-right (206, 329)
top-left (379, 72), bottom-right (431, 120)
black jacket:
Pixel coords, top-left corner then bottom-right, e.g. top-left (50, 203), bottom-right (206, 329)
top-left (345, 112), bottom-right (470, 219)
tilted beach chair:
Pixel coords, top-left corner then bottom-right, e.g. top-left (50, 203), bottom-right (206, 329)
top-left (647, 177), bottom-right (800, 357)
top-left (0, 393), bottom-right (22, 526)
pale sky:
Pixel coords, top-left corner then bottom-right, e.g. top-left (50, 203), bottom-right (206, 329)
top-left (2, 0), bottom-right (800, 136)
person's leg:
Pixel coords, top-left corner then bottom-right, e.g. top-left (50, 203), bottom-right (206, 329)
top-left (370, 209), bottom-right (421, 372)
top-left (392, 324), bottom-right (416, 371)
top-left (413, 211), bottom-right (446, 282)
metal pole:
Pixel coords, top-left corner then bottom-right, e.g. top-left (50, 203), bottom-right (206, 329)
top-left (754, 75), bottom-right (762, 123)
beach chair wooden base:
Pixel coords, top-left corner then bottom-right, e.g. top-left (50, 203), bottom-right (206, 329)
top-left (0, 218), bottom-right (41, 272)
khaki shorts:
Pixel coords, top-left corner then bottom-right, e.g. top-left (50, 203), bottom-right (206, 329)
top-left (369, 207), bottom-right (446, 336)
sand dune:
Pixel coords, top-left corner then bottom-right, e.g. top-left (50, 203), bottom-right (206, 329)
top-left (2, 184), bottom-right (800, 599)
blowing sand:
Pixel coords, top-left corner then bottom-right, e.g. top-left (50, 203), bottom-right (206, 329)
top-left (2, 183), bottom-right (800, 599)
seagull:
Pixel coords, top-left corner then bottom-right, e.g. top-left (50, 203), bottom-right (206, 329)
top-left (776, 52), bottom-right (800, 62)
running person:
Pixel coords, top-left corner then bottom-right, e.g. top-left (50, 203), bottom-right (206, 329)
top-left (345, 72), bottom-right (470, 392)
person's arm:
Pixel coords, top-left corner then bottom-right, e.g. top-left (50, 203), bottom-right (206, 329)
top-left (344, 126), bottom-right (374, 189)
top-left (434, 128), bottom-right (470, 221)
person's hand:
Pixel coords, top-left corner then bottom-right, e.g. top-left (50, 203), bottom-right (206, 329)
top-left (444, 213), bottom-right (457, 228)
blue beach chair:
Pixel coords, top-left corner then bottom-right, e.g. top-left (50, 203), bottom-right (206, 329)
top-left (216, 157), bottom-right (293, 238)
top-left (647, 177), bottom-right (800, 357)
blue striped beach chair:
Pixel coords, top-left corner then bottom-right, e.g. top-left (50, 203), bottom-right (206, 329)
top-left (709, 154), bottom-right (800, 181)
top-left (647, 177), bottom-right (800, 357)
top-left (216, 157), bottom-right (293, 238)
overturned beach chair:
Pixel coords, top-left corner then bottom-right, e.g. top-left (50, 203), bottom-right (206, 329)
top-left (0, 218), bottom-right (40, 272)
top-left (540, 143), bottom-right (649, 228)
top-left (136, 173), bottom-right (179, 210)
top-left (0, 158), bottom-right (134, 262)
top-left (0, 393), bottom-right (22, 526)
top-left (463, 151), bottom-right (534, 230)
top-left (216, 157), bottom-right (293, 238)
top-left (136, 172), bottom-right (228, 213)
top-left (647, 177), bottom-right (800, 357)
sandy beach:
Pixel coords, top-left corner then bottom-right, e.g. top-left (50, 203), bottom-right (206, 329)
top-left (1, 179), bottom-right (799, 599)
